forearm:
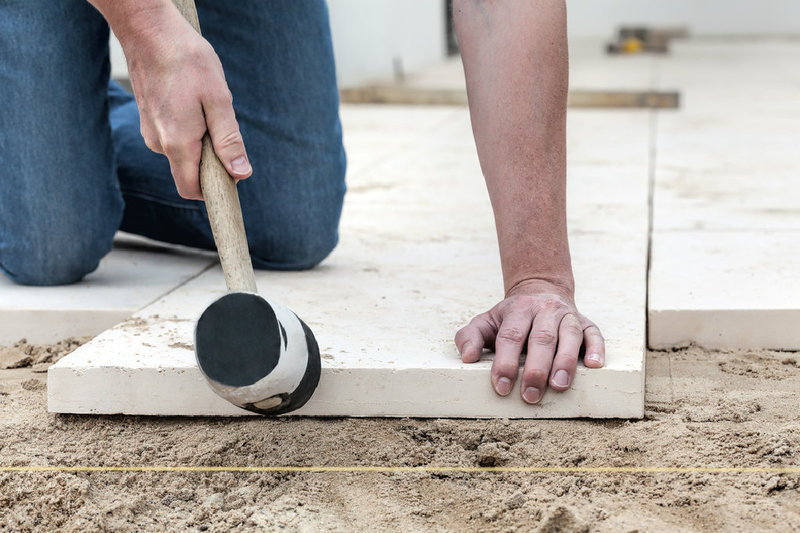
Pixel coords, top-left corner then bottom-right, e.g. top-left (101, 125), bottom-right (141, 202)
top-left (454, 1), bottom-right (572, 296)
top-left (88, 0), bottom-right (183, 49)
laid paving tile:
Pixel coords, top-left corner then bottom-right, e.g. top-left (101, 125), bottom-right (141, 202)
top-left (568, 37), bottom-right (658, 91)
top-left (649, 231), bottom-right (800, 350)
top-left (339, 104), bottom-right (461, 177)
top-left (0, 235), bottom-right (215, 346)
top-left (653, 40), bottom-right (800, 232)
top-left (649, 40), bottom-right (800, 349)
top-left (49, 108), bottom-right (649, 418)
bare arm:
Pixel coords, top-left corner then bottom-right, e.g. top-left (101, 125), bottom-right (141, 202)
top-left (453, 1), bottom-right (605, 403)
top-left (88, 0), bottom-right (251, 199)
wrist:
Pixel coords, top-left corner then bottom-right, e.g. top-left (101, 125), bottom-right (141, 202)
top-left (505, 275), bottom-right (575, 300)
top-left (91, 0), bottom-right (181, 52)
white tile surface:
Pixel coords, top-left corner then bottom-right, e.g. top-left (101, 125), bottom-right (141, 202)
top-left (49, 108), bottom-right (649, 418)
top-left (0, 235), bottom-right (215, 345)
top-left (649, 231), bottom-right (800, 350)
top-left (649, 40), bottom-right (800, 349)
top-left (569, 38), bottom-right (659, 91)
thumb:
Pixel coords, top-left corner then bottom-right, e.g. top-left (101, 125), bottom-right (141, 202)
top-left (455, 312), bottom-right (495, 363)
top-left (204, 91), bottom-right (252, 180)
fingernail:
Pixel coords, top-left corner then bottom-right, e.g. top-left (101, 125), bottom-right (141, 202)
top-left (553, 370), bottom-right (570, 388)
top-left (522, 387), bottom-right (541, 404)
top-left (495, 377), bottom-right (512, 396)
top-left (586, 353), bottom-right (603, 365)
top-left (461, 341), bottom-right (472, 357)
top-left (232, 156), bottom-right (250, 173)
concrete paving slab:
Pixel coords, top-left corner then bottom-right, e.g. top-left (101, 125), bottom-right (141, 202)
top-left (649, 230), bottom-right (800, 350)
top-left (649, 40), bottom-right (800, 349)
top-left (568, 38), bottom-right (659, 91)
top-left (49, 108), bottom-right (649, 418)
top-left (0, 235), bottom-right (215, 345)
top-left (339, 104), bottom-right (461, 177)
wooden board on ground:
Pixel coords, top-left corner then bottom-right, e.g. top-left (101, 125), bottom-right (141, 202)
top-left (340, 86), bottom-right (679, 109)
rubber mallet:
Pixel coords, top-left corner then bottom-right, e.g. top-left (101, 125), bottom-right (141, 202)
top-left (171, 0), bottom-right (321, 415)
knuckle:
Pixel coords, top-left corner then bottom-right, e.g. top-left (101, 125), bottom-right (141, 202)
top-left (509, 298), bottom-right (533, 313)
top-left (466, 316), bottom-right (484, 329)
top-left (541, 297), bottom-right (564, 312)
top-left (585, 325), bottom-right (605, 341)
top-left (216, 88), bottom-right (233, 105)
top-left (492, 361), bottom-right (519, 378)
top-left (207, 88), bottom-right (234, 109)
top-left (561, 319), bottom-right (583, 337)
top-left (213, 129), bottom-right (244, 151)
top-left (522, 368), bottom-right (549, 385)
top-left (159, 137), bottom-right (179, 156)
top-left (143, 136), bottom-right (160, 152)
top-left (531, 329), bottom-right (557, 347)
top-left (497, 326), bottom-right (527, 345)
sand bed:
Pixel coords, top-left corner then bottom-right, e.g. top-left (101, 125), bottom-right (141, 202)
top-left (1, 340), bottom-right (798, 532)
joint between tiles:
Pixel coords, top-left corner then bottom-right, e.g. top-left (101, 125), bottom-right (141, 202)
top-left (645, 109), bottom-right (659, 348)
top-left (134, 261), bottom-right (218, 314)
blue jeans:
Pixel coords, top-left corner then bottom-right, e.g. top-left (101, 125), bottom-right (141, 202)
top-left (0, 0), bottom-right (346, 286)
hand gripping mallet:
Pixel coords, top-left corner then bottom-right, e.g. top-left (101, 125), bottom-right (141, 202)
top-left (172, 0), bottom-right (321, 415)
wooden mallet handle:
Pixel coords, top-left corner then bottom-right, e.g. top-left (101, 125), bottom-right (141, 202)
top-left (172, 0), bottom-right (257, 293)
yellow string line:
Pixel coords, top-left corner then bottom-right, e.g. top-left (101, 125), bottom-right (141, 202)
top-left (1, 466), bottom-right (799, 474)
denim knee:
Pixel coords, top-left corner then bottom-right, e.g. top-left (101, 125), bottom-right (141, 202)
top-left (248, 157), bottom-right (345, 271)
top-left (252, 238), bottom-right (338, 272)
top-left (249, 212), bottom-right (341, 271)
top-left (1, 222), bottom-right (116, 286)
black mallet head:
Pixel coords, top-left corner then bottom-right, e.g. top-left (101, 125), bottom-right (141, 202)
top-left (194, 292), bottom-right (320, 415)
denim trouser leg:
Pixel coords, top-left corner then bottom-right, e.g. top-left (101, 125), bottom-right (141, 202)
top-left (0, 0), bottom-right (122, 285)
top-left (112, 0), bottom-right (347, 270)
top-left (0, 0), bottom-right (346, 286)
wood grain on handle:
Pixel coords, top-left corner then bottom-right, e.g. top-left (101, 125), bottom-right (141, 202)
top-left (172, 0), bottom-right (257, 293)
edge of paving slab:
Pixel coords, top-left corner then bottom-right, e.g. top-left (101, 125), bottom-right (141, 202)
top-left (47, 359), bottom-right (644, 419)
top-left (1, 310), bottom-right (133, 346)
top-left (649, 309), bottom-right (800, 351)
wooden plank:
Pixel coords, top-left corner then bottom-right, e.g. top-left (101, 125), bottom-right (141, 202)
top-left (340, 86), bottom-right (679, 109)
top-left (568, 90), bottom-right (679, 109)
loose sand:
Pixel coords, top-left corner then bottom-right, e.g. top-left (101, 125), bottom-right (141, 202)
top-left (0, 340), bottom-right (798, 532)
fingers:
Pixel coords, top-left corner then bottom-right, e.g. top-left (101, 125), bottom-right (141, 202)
top-left (548, 313), bottom-right (583, 392)
top-left (520, 310), bottom-right (559, 404)
top-left (456, 293), bottom-right (606, 405)
top-left (140, 122), bottom-right (162, 154)
top-left (582, 323), bottom-right (606, 368)
top-left (455, 313), bottom-right (494, 364)
top-left (130, 32), bottom-right (249, 199)
top-left (204, 89), bottom-right (252, 180)
top-left (163, 135), bottom-right (204, 200)
top-left (491, 311), bottom-right (531, 397)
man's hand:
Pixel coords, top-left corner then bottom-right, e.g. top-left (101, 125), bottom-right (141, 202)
top-left (455, 279), bottom-right (605, 404)
top-left (453, 1), bottom-right (606, 402)
top-left (91, 0), bottom-right (252, 199)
